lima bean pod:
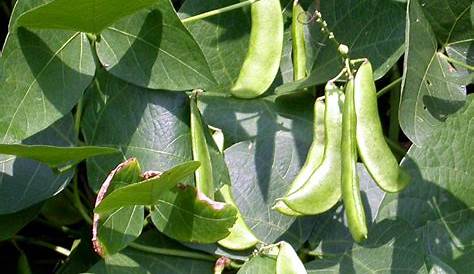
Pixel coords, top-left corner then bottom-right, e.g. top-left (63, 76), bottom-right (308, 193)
top-left (276, 241), bottom-right (307, 274)
top-left (292, 1), bottom-right (307, 81)
top-left (190, 94), bottom-right (214, 198)
top-left (278, 82), bottom-right (344, 215)
top-left (273, 98), bottom-right (326, 216)
top-left (354, 61), bottom-right (410, 193)
top-left (341, 78), bottom-right (368, 243)
top-left (230, 0), bottom-right (283, 99)
top-left (217, 184), bottom-right (259, 250)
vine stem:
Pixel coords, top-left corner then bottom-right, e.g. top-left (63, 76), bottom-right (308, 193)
top-left (376, 77), bottom-right (402, 98)
top-left (438, 53), bottom-right (474, 71)
top-left (13, 236), bottom-right (71, 256)
top-left (181, 0), bottom-right (259, 24)
top-left (128, 242), bottom-right (217, 262)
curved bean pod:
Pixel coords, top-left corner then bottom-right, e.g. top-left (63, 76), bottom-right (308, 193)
top-left (217, 184), bottom-right (260, 250)
top-left (341, 78), bottom-right (368, 243)
top-left (273, 98), bottom-right (325, 216)
top-left (279, 82), bottom-right (344, 215)
top-left (292, 1), bottom-right (307, 81)
top-left (190, 94), bottom-right (214, 198)
top-left (230, 0), bottom-right (284, 99)
top-left (354, 61), bottom-right (410, 192)
top-left (276, 241), bottom-right (307, 274)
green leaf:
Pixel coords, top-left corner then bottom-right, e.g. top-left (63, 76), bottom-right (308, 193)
top-left (87, 231), bottom-right (214, 274)
top-left (199, 95), bottom-right (317, 247)
top-left (0, 27), bottom-right (95, 143)
top-left (0, 115), bottom-right (74, 214)
top-left (237, 255), bottom-right (277, 274)
top-left (399, 0), bottom-right (469, 145)
top-left (0, 144), bottom-right (119, 168)
top-left (94, 161), bottom-right (200, 215)
top-left (15, 0), bottom-right (157, 33)
top-left (378, 95), bottom-right (474, 273)
top-left (178, 0), bottom-right (251, 93)
top-left (93, 158), bottom-right (143, 256)
top-left (1, 0), bottom-right (95, 143)
top-left (150, 184), bottom-right (238, 244)
top-left (0, 204), bottom-right (41, 241)
top-left (276, 0), bottom-right (406, 93)
top-left (41, 191), bottom-right (82, 226)
top-left (95, 0), bottom-right (216, 91)
top-left (306, 220), bottom-right (427, 273)
top-left (82, 70), bottom-right (193, 191)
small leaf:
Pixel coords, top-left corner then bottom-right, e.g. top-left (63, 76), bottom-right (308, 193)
top-left (276, 242), bottom-right (307, 274)
top-left (94, 161), bottom-right (200, 215)
top-left (0, 144), bottom-right (119, 168)
top-left (92, 158), bottom-right (143, 256)
top-left (150, 184), bottom-right (238, 244)
top-left (15, 0), bottom-right (157, 33)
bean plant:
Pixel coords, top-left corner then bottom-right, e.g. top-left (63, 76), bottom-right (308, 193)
top-left (0, 0), bottom-right (472, 273)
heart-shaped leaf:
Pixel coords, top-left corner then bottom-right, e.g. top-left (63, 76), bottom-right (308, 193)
top-left (378, 95), bottom-right (474, 273)
top-left (16, 0), bottom-right (157, 33)
top-left (150, 184), bottom-right (238, 244)
top-left (399, 0), bottom-right (469, 145)
top-left (81, 70), bottom-right (193, 191)
top-left (95, 0), bottom-right (216, 91)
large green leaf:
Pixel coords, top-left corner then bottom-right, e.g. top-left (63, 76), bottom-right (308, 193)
top-left (1, 0), bottom-right (95, 144)
top-left (15, 0), bottom-right (157, 33)
top-left (94, 161), bottom-right (200, 215)
top-left (82, 70), bottom-right (193, 191)
top-left (87, 231), bottom-right (214, 274)
top-left (0, 115), bottom-right (74, 214)
top-left (150, 184), bottom-right (238, 244)
top-left (378, 95), bottom-right (474, 272)
top-left (399, 0), bottom-right (470, 145)
top-left (0, 144), bottom-right (119, 168)
top-left (95, 0), bottom-right (215, 91)
top-left (93, 158), bottom-right (143, 256)
top-left (276, 0), bottom-right (406, 93)
top-left (178, 0), bottom-right (251, 93)
top-left (306, 220), bottom-right (428, 273)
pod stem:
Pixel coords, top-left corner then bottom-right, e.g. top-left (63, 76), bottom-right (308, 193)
top-left (182, 0), bottom-right (260, 24)
top-left (438, 53), bottom-right (474, 71)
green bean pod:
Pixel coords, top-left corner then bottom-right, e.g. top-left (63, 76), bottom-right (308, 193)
top-left (341, 78), bottom-right (368, 243)
top-left (190, 94), bottom-right (214, 199)
top-left (276, 241), bottom-right (307, 274)
top-left (273, 98), bottom-right (325, 216)
top-left (217, 184), bottom-right (259, 250)
top-left (354, 61), bottom-right (410, 193)
top-left (278, 82), bottom-right (344, 215)
top-left (230, 0), bottom-right (284, 99)
top-left (292, 1), bottom-right (307, 81)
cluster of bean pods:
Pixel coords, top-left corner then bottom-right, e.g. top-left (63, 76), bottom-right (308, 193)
top-left (274, 60), bottom-right (410, 242)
